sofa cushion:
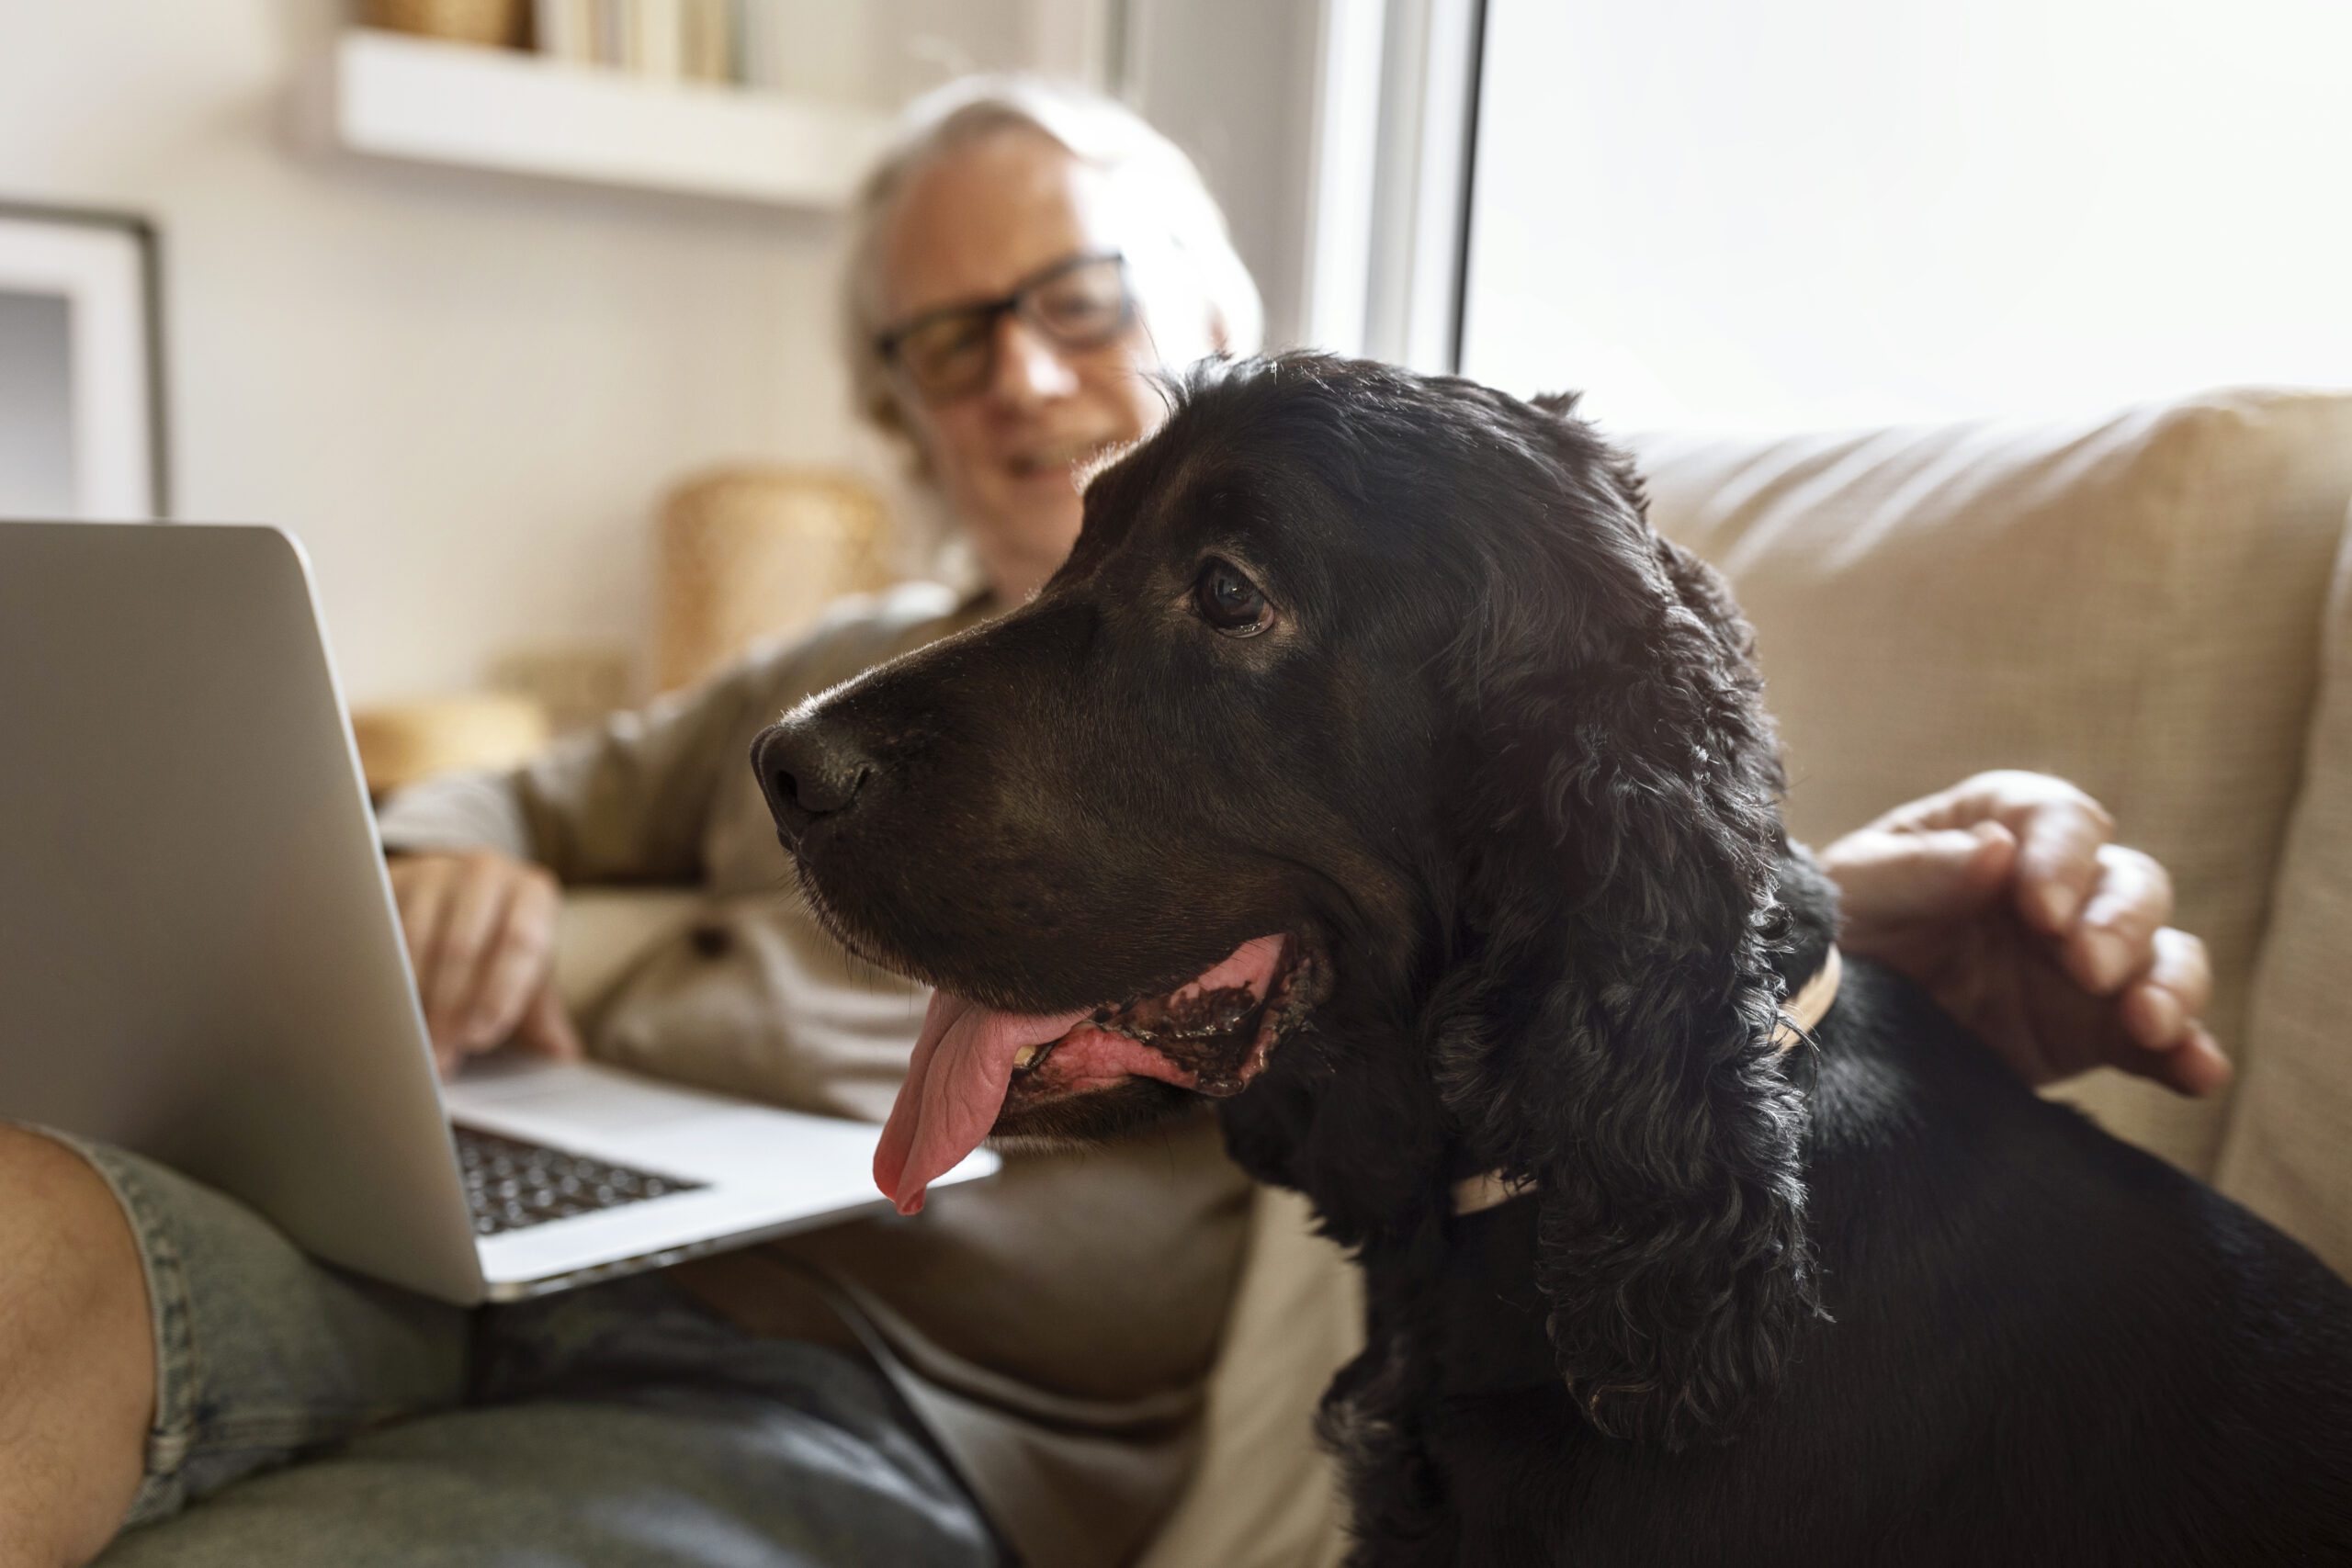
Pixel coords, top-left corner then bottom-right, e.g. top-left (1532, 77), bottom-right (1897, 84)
top-left (1628, 389), bottom-right (2352, 1187)
top-left (2219, 506), bottom-right (2352, 1274)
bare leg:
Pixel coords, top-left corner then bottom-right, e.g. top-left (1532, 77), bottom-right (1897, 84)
top-left (0, 1126), bottom-right (154, 1568)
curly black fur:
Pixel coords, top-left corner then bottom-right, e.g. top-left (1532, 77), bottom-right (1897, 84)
top-left (759, 354), bottom-right (2352, 1566)
top-left (1419, 384), bottom-right (1816, 1448)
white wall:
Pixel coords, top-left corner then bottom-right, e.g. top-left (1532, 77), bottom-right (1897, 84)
top-left (0, 1), bottom-right (896, 703)
top-left (1124, 0), bottom-right (1324, 348)
top-left (1460, 0), bottom-right (2352, 433)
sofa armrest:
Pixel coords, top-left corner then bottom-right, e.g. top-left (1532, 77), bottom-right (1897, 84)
top-left (2220, 505), bottom-right (2352, 1277)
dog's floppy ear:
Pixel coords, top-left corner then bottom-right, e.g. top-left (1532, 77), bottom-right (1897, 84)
top-left (1431, 392), bottom-right (1816, 1449)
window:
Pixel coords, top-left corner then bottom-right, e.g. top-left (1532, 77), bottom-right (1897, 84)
top-left (1454, 0), bottom-right (2352, 430)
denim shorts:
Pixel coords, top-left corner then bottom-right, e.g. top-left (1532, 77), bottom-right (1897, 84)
top-left (29, 1128), bottom-right (1000, 1568)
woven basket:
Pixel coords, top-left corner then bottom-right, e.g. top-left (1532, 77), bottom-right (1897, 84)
top-left (653, 468), bottom-right (896, 693)
top-left (360, 0), bottom-right (526, 47)
top-left (350, 693), bottom-right (550, 797)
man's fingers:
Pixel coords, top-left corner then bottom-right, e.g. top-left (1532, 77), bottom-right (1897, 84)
top-left (1823, 820), bottom-right (2016, 934)
top-left (1883, 770), bottom-right (2086, 834)
top-left (2118, 927), bottom-right (2213, 1046)
top-left (390, 852), bottom-right (570, 1076)
top-left (2152, 925), bottom-right (2214, 1032)
top-left (515, 982), bottom-right (583, 1061)
top-left (2008, 796), bottom-right (2114, 936)
top-left (1859, 772), bottom-right (2113, 934)
top-left (2117, 929), bottom-right (2229, 1096)
top-left (2165, 1023), bottom-right (2233, 1097)
top-left (2080, 1022), bottom-right (2230, 1099)
top-left (460, 873), bottom-right (560, 1050)
top-left (392, 860), bottom-right (455, 998)
top-left (2064, 845), bottom-right (2176, 995)
top-left (424, 858), bottom-right (517, 1039)
top-left (2095, 1012), bottom-right (2232, 1098)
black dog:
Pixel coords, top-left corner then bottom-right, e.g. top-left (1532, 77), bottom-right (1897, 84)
top-left (755, 354), bottom-right (2352, 1565)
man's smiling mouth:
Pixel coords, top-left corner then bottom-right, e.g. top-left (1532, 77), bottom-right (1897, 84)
top-left (1004, 435), bottom-right (1116, 479)
top-left (873, 931), bottom-right (1330, 1213)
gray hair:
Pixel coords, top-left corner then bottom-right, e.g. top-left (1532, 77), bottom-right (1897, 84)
top-left (842, 74), bottom-right (1266, 444)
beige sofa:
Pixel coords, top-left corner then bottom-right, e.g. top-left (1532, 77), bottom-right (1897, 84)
top-left (562, 389), bottom-right (2352, 1568)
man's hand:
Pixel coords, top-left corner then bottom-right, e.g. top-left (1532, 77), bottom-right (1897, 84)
top-left (387, 850), bottom-right (582, 1077)
top-left (1818, 771), bottom-right (2230, 1098)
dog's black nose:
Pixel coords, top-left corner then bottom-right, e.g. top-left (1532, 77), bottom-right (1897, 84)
top-left (752, 718), bottom-right (874, 843)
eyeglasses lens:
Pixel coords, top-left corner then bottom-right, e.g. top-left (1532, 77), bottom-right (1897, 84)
top-left (895, 257), bottom-right (1131, 400)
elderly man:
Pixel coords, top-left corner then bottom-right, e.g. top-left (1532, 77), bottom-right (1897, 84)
top-left (1, 78), bottom-right (2221, 1568)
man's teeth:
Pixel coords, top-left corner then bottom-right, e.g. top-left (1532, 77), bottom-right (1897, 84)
top-left (1012, 1043), bottom-right (1043, 1069)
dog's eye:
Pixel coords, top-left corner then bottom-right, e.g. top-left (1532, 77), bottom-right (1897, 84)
top-left (1193, 558), bottom-right (1272, 636)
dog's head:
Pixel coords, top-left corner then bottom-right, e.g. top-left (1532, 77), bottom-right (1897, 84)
top-left (756, 353), bottom-right (1815, 1446)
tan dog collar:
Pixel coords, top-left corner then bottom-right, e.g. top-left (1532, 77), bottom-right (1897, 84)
top-left (1451, 946), bottom-right (1843, 1217)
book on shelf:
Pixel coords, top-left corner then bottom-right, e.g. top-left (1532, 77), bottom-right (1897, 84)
top-left (628, 0), bottom-right (682, 77)
top-left (679, 0), bottom-right (731, 82)
top-left (591, 0), bottom-right (625, 68)
top-left (531, 0), bottom-right (594, 62)
top-left (523, 0), bottom-right (869, 100)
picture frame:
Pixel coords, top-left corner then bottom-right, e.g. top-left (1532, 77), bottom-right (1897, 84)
top-left (0, 201), bottom-right (170, 519)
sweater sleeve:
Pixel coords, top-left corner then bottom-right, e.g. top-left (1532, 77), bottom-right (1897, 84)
top-left (375, 640), bottom-right (805, 886)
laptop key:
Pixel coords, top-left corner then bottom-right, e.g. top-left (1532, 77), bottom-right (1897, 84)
top-left (453, 1125), bottom-right (706, 1236)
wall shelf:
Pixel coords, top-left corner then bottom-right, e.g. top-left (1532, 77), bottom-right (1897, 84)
top-left (311, 29), bottom-right (892, 211)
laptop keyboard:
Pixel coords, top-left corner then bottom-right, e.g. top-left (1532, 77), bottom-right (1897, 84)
top-left (453, 1125), bottom-right (707, 1236)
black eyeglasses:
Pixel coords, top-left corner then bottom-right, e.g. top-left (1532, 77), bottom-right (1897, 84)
top-left (875, 253), bottom-right (1135, 402)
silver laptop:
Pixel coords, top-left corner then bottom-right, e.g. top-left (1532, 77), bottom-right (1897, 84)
top-left (0, 519), bottom-right (994, 1303)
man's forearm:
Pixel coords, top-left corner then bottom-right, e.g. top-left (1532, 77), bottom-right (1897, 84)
top-left (376, 769), bottom-right (538, 863)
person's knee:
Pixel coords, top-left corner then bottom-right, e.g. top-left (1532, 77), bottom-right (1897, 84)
top-left (0, 1127), bottom-right (156, 1568)
top-left (0, 1126), bottom-right (150, 1312)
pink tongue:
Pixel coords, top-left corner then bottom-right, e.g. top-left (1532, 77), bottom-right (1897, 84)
top-left (873, 937), bottom-right (1290, 1214)
top-left (873, 991), bottom-right (1088, 1215)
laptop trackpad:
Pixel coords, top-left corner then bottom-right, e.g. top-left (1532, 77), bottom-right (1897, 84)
top-left (437, 1055), bottom-right (899, 1199)
top-left (443, 1055), bottom-right (768, 1135)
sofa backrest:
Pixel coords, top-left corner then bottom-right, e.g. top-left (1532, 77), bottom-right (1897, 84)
top-left (1629, 389), bottom-right (2352, 1213)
